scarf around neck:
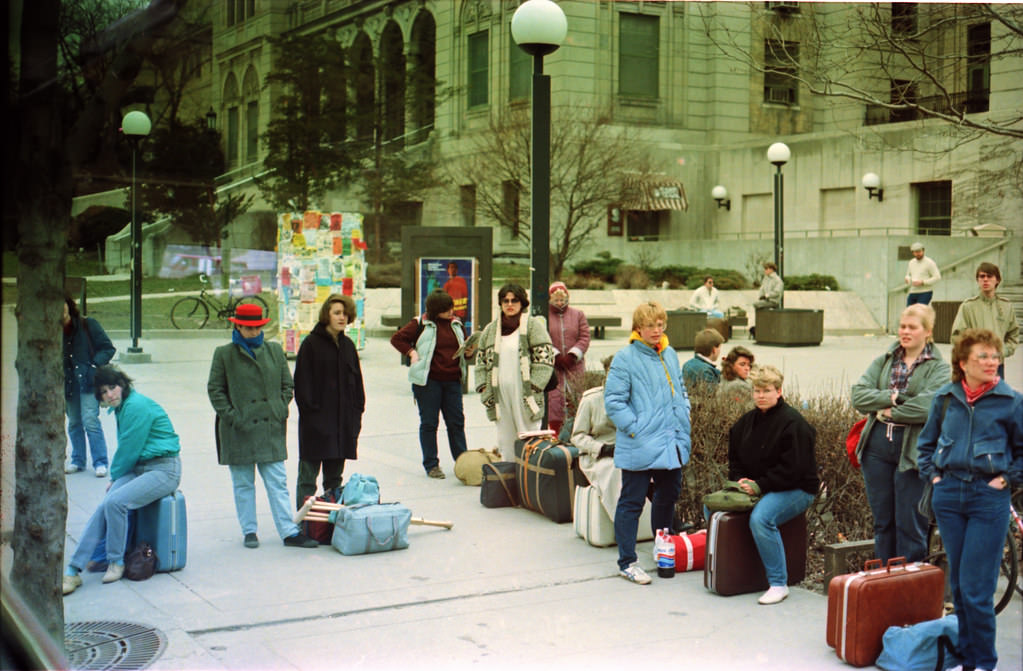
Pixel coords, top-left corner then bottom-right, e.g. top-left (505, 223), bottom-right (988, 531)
top-left (232, 328), bottom-right (264, 358)
top-left (501, 313), bottom-right (521, 336)
top-left (961, 377), bottom-right (999, 405)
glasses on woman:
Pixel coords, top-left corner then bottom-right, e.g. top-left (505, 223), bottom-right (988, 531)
top-left (501, 297), bottom-right (520, 304)
top-left (970, 353), bottom-right (1002, 362)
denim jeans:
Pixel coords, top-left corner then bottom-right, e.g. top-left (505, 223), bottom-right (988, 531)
top-left (932, 477), bottom-right (1009, 671)
top-left (749, 489), bottom-right (815, 586)
top-left (861, 423), bottom-right (929, 562)
top-left (906, 291), bottom-right (933, 306)
top-left (69, 456), bottom-right (180, 568)
top-left (66, 389), bottom-right (108, 469)
top-left (412, 379), bottom-right (467, 472)
top-left (615, 468), bottom-right (682, 570)
top-left (229, 461), bottom-right (300, 539)
top-left (296, 459), bottom-right (345, 509)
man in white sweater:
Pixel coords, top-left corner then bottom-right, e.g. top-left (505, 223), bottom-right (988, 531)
top-left (904, 242), bottom-right (941, 306)
top-left (689, 275), bottom-right (724, 318)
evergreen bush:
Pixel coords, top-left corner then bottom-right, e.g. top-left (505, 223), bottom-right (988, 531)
top-left (785, 274), bottom-right (841, 290)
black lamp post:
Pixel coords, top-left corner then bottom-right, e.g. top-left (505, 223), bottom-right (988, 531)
top-left (511, 0), bottom-right (567, 319)
top-left (122, 110), bottom-right (152, 361)
top-left (767, 141), bottom-right (790, 308)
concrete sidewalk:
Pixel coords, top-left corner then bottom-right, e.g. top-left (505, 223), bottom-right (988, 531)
top-left (1, 313), bottom-right (1020, 670)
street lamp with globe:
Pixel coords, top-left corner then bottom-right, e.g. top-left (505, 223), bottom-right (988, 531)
top-left (121, 110), bottom-right (152, 362)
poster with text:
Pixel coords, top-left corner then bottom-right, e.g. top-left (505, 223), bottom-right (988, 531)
top-left (417, 257), bottom-right (477, 334)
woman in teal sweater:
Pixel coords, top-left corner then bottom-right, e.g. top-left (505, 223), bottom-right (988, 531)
top-left (63, 366), bottom-right (181, 595)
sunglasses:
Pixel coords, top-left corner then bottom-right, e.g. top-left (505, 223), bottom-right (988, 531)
top-left (501, 297), bottom-right (521, 304)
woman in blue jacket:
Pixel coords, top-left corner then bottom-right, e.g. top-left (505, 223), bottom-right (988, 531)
top-left (604, 301), bottom-right (691, 585)
top-left (62, 295), bottom-right (116, 476)
top-left (917, 329), bottom-right (1023, 671)
top-left (63, 366), bottom-right (181, 595)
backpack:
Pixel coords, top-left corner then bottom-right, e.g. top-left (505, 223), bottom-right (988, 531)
top-left (340, 473), bottom-right (381, 506)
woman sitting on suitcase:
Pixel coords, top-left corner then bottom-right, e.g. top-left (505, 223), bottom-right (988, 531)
top-left (63, 366), bottom-right (181, 595)
top-left (728, 365), bottom-right (818, 605)
top-left (917, 329), bottom-right (1022, 671)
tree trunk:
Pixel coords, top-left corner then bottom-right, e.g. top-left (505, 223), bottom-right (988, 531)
top-left (11, 0), bottom-right (71, 645)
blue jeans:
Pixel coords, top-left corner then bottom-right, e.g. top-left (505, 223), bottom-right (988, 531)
top-left (749, 489), bottom-right (815, 586)
top-left (69, 456), bottom-right (180, 568)
top-left (412, 379), bottom-right (467, 472)
top-left (906, 291), bottom-right (933, 306)
top-left (615, 468), bottom-right (682, 570)
top-left (66, 389), bottom-right (108, 469)
top-left (932, 476), bottom-right (1009, 671)
top-left (229, 461), bottom-right (300, 539)
top-left (861, 423), bottom-right (929, 562)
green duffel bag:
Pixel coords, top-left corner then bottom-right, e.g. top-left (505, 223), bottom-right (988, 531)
top-left (702, 480), bottom-right (760, 512)
top-left (454, 448), bottom-right (501, 486)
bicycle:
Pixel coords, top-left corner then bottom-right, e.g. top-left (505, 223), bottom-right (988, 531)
top-left (170, 273), bottom-right (271, 329)
top-left (924, 488), bottom-right (1021, 616)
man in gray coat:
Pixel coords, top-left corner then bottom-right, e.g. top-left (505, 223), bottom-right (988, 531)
top-left (207, 303), bottom-right (316, 549)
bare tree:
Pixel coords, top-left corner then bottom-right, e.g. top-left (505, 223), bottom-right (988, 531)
top-left (7, 0), bottom-right (182, 644)
top-left (461, 107), bottom-right (651, 278)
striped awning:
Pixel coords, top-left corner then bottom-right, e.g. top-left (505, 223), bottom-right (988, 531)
top-left (621, 173), bottom-right (689, 212)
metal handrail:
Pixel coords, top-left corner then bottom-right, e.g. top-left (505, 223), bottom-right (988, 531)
top-left (886, 236), bottom-right (1012, 295)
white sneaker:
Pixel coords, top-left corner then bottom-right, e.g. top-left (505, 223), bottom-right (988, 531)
top-left (65, 464), bottom-right (81, 474)
top-left (619, 563), bottom-right (652, 585)
top-left (95, 466), bottom-right (107, 478)
top-left (758, 585), bottom-right (789, 605)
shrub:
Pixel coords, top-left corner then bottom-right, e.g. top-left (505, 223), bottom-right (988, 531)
top-left (684, 268), bottom-right (749, 290)
top-left (562, 273), bottom-right (603, 290)
top-left (785, 274), bottom-right (841, 291)
top-left (647, 265), bottom-right (697, 287)
top-left (615, 264), bottom-right (650, 289)
top-left (571, 251), bottom-right (624, 282)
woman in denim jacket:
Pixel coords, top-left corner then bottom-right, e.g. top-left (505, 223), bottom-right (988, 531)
top-left (917, 329), bottom-right (1023, 671)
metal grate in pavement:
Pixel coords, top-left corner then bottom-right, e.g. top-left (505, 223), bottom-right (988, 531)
top-left (64, 621), bottom-right (167, 670)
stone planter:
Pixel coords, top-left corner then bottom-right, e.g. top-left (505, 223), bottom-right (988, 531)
top-left (665, 310), bottom-right (707, 350)
top-left (754, 308), bottom-right (823, 346)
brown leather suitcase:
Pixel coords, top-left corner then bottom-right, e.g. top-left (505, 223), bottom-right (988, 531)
top-left (826, 558), bottom-right (945, 667)
top-left (703, 510), bottom-right (807, 596)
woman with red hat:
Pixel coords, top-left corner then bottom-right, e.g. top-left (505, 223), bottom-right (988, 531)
top-left (547, 281), bottom-right (589, 437)
top-left (208, 302), bottom-right (317, 549)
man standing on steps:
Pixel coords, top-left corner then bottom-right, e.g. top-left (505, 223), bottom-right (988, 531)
top-left (905, 242), bottom-right (941, 306)
top-left (951, 262), bottom-right (1018, 378)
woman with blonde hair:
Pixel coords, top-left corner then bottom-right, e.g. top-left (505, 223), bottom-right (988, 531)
top-left (850, 303), bottom-right (949, 562)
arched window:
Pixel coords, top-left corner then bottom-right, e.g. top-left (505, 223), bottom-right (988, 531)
top-left (409, 10), bottom-right (436, 141)
top-left (350, 32), bottom-right (375, 144)
top-left (242, 66), bottom-right (260, 164)
top-left (461, 0), bottom-right (492, 109)
top-left (222, 72), bottom-right (240, 167)
top-left (380, 20), bottom-right (406, 148)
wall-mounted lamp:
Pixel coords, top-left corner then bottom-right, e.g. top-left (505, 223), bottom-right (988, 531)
top-left (862, 172), bottom-right (883, 201)
top-left (711, 185), bottom-right (731, 211)
top-left (205, 107), bottom-right (218, 131)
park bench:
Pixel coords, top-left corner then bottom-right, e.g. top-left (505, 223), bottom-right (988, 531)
top-left (588, 315), bottom-right (621, 339)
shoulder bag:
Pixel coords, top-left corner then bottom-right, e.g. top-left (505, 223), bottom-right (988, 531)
top-left (702, 480), bottom-right (759, 513)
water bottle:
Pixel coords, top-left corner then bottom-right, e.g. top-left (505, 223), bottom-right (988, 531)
top-left (655, 528), bottom-right (675, 578)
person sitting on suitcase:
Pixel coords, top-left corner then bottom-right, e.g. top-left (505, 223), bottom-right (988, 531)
top-left (605, 301), bottom-right (691, 585)
top-left (63, 366), bottom-right (182, 595)
top-left (727, 365), bottom-right (818, 605)
top-left (571, 356), bottom-right (619, 524)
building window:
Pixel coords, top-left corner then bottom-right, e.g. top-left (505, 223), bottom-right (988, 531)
top-left (509, 26), bottom-right (530, 102)
top-left (227, 0), bottom-right (254, 26)
top-left (410, 11), bottom-right (436, 140)
top-left (502, 180), bottom-right (520, 239)
top-left (626, 211), bottom-right (661, 241)
top-left (619, 13), bottom-right (659, 98)
top-left (352, 33), bottom-right (375, 143)
top-left (764, 40), bottom-right (799, 106)
top-left (916, 181), bottom-right (951, 236)
top-left (460, 184), bottom-right (476, 227)
top-left (468, 30), bottom-right (489, 108)
top-left (245, 101), bottom-right (258, 162)
top-left (381, 21), bottom-right (406, 148)
top-left (891, 3), bottom-right (917, 36)
top-left (967, 22), bottom-right (990, 113)
top-left (227, 106), bottom-right (239, 167)
top-left (890, 79), bottom-right (918, 122)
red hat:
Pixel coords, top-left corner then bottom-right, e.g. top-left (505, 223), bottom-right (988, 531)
top-left (228, 302), bottom-right (270, 327)
top-left (549, 281), bottom-right (569, 296)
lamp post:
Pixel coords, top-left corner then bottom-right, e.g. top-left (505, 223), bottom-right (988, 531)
top-left (122, 110), bottom-right (152, 362)
top-left (766, 142), bottom-right (790, 308)
top-left (512, 0), bottom-right (567, 318)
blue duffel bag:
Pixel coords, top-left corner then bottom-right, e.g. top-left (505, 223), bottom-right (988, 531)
top-left (330, 503), bottom-right (411, 556)
top-left (876, 614), bottom-right (961, 671)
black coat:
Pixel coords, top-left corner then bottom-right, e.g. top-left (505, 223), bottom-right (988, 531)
top-left (63, 315), bottom-right (116, 396)
top-left (728, 398), bottom-right (819, 495)
top-left (293, 322), bottom-right (365, 461)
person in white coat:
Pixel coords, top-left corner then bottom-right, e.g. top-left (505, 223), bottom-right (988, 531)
top-left (571, 356), bottom-right (620, 522)
top-left (689, 276), bottom-right (723, 318)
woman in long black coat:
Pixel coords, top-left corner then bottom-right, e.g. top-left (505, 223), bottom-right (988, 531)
top-left (293, 294), bottom-right (366, 507)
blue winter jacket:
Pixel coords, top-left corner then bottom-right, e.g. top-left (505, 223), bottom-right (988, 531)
top-left (917, 379), bottom-right (1023, 488)
top-left (63, 315), bottom-right (115, 396)
top-left (604, 334), bottom-right (691, 471)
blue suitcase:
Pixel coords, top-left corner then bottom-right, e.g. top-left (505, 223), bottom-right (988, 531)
top-left (136, 490), bottom-right (187, 572)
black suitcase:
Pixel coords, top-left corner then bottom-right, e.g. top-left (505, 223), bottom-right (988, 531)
top-left (513, 435), bottom-right (589, 523)
top-left (704, 509), bottom-right (806, 596)
top-left (480, 462), bottom-right (518, 508)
